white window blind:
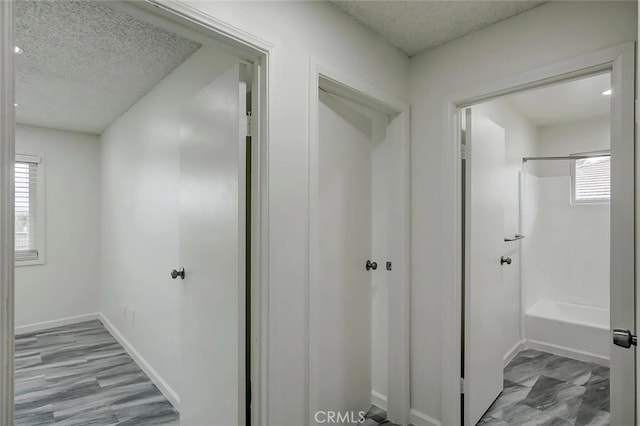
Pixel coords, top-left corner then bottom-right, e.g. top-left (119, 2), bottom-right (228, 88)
top-left (15, 155), bottom-right (40, 261)
top-left (572, 154), bottom-right (610, 203)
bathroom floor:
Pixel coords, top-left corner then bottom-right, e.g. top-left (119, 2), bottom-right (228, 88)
top-left (478, 349), bottom-right (609, 426)
top-left (14, 320), bottom-right (179, 426)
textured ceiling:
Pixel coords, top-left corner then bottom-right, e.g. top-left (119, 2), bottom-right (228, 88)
top-left (16, 0), bottom-right (201, 134)
top-left (504, 73), bottom-right (611, 127)
top-left (331, 0), bottom-right (547, 56)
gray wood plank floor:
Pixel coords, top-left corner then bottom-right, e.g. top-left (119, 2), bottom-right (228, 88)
top-left (15, 320), bottom-right (179, 426)
top-left (361, 406), bottom-right (399, 426)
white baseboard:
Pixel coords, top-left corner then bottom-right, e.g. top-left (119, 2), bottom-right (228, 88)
top-left (371, 390), bottom-right (387, 410)
top-left (525, 339), bottom-right (609, 367)
top-left (503, 339), bottom-right (525, 366)
top-left (99, 313), bottom-right (180, 410)
top-left (15, 313), bottom-right (100, 335)
top-left (409, 409), bottom-right (442, 426)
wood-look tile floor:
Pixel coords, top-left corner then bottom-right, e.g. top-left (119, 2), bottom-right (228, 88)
top-left (361, 406), bottom-right (400, 426)
top-left (478, 349), bottom-right (610, 426)
top-left (15, 320), bottom-right (179, 426)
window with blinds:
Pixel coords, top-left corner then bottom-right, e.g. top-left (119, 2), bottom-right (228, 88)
top-left (15, 154), bottom-right (42, 262)
top-left (571, 153), bottom-right (610, 203)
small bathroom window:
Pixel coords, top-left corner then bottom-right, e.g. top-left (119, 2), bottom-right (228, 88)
top-left (571, 152), bottom-right (610, 204)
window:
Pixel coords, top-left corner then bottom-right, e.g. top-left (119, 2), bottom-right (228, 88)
top-left (571, 152), bottom-right (610, 204)
top-left (15, 154), bottom-right (45, 265)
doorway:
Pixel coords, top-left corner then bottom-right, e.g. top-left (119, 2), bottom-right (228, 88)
top-left (308, 73), bottom-right (411, 425)
top-left (458, 48), bottom-right (635, 426)
top-left (0, 1), bottom-right (269, 425)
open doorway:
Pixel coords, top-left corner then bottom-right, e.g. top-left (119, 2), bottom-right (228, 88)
top-left (462, 67), bottom-right (633, 425)
top-left (7, 1), bottom-right (266, 425)
top-left (464, 73), bottom-right (611, 424)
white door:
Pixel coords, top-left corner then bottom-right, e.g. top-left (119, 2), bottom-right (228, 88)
top-left (464, 109), bottom-right (506, 426)
top-left (610, 44), bottom-right (636, 425)
top-left (311, 91), bottom-right (372, 421)
top-left (179, 63), bottom-right (246, 425)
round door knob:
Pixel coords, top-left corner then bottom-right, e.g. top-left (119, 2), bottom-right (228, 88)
top-left (500, 256), bottom-right (512, 265)
top-left (171, 268), bottom-right (185, 279)
top-left (366, 260), bottom-right (378, 271)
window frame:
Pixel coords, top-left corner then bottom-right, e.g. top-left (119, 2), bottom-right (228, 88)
top-left (570, 150), bottom-right (611, 205)
top-left (14, 152), bottom-right (46, 266)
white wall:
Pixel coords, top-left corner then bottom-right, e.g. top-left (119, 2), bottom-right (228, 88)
top-left (534, 116), bottom-right (611, 177)
top-left (181, 2), bottom-right (409, 424)
top-left (15, 124), bottom-right (100, 328)
top-left (472, 99), bottom-right (538, 359)
top-left (99, 46), bottom-right (238, 398)
top-left (523, 117), bottom-right (610, 311)
top-left (409, 1), bottom-right (636, 422)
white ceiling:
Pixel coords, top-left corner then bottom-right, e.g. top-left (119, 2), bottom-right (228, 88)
top-left (504, 73), bottom-right (611, 127)
top-left (331, 0), bottom-right (547, 56)
top-left (16, 0), bottom-right (201, 135)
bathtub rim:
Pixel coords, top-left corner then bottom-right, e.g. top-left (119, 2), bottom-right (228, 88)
top-left (525, 299), bottom-right (610, 332)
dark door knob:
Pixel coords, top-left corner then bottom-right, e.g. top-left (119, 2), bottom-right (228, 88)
top-left (500, 256), bottom-right (512, 265)
top-left (171, 268), bottom-right (185, 279)
top-left (366, 260), bottom-right (377, 271)
top-left (613, 329), bottom-right (637, 348)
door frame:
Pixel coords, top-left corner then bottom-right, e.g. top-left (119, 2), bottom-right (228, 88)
top-left (440, 42), bottom-right (636, 425)
top-left (307, 62), bottom-right (411, 425)
top-left (0, 1), bottom-right (273, 425)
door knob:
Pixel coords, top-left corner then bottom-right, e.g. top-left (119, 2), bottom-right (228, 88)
top-left (171, 268), bottom-right (185, 280)
top-left (613, 329), bottom-right (637, 348)
top-left (366, 260), bottom-right (378, 271)
top-left (500, 256), bottom-right (512, 265)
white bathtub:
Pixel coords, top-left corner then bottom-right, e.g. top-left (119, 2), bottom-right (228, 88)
top-left (525, 299), bottom-right (610, 364)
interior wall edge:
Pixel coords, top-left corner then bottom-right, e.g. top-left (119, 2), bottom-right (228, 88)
top-left (503, 339), bottom-right (525, 367)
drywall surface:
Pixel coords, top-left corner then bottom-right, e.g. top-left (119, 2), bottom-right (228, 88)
top-left (182, 2), bottom-right (409, 424)
top-left (472, 99), bottom-right (537, 360)
top-left (15, 124), bottom-right (100, 327)
top-left (522, 117), bottom-right (610, 311)
top-left (533, 116), bottom-right (611, 177)
top-left (100, 46), bottom-right (238, 397)
top-left (409, 1), bottom-right (636, 421)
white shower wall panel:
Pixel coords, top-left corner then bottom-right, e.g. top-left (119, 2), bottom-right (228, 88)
top-left (522, 174), bottom-right (610, 311)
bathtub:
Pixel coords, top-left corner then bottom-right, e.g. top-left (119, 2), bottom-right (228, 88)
top-left (525, 299), bottom-right (610, 365)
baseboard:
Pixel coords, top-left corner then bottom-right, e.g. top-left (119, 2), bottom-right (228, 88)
top-left (503, 339), bottom-right (525, 366)
top-left (98, 313), bottom-right (181, 410)
top-left (371, 390), bottom-right (387, 410)
top-left (409, 409), bottom-right (442, 426)
top-left (15, 313), bottom-right (100, 335)
top-left (525, 339), bottom-right (610, 367)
